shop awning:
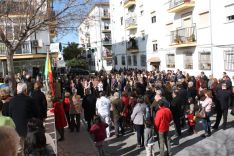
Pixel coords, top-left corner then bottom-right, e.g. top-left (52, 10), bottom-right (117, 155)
top-left (147, 57), bottom-right (161, 63)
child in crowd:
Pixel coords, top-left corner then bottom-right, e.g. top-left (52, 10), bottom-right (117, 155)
top-left (90, 115), bottom-right (108, 156)
top-left (186, 98), bottom-right (197, 134)
top-left (52, 98), bottom-right (67, 141)
top-left (63, 92), bottom-right (71, 129)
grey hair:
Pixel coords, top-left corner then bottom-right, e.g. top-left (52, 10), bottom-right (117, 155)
top-left (155, 90), bottom-right (162, 97)
top-left (17, 83), bottom-right (27, 94)
top-left (188, 81), bottom-right (193, 88)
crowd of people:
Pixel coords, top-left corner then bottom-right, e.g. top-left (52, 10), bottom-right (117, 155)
top-left (0, 69), bottom-right (234, 156)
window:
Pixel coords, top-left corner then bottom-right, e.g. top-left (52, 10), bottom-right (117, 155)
top-left (104, 23), bottom-right (109, 30)
top-left (133, 55), bottom-right (137, 66)
top-left (227, 15), bottom-right (234, 21)
top-left (103, 9), bottom-right (108, 16)
top-left (224, 48), bottom-right (234, 71)
top-left (140, 10), bottom-right (144, 16)
top-left (199, 11), bottom-right (209, 28)
top-left (120, 17), bottom-right (123, 25)
top-left (6, 26), bottom-right (13, 40)
top-left (153, 43), bottom-right (158, 52)
top-left (199, 52), bottom-right (211, 70)
top-left (121, 55), bottom-right (126, 65)
top-left (184, 53), bottom-right (193, 69)
top-left (0, 43), bottom-right (6, 55)
top-left (151, 16), bottom-right (156, 23)
top-left (141, 55), bottom-right (146, 66)
top-left (166, 54), bottom-right (175, 68)
top-left (127, 56), bottom-right (132, 66)
top-left (114, 56), bottom-right (118, 65)
top-left (225, 4), bottom-right (234, 22)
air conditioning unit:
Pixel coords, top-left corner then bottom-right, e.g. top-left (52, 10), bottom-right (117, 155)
top-left (32, 40), bottom-right (43, 48)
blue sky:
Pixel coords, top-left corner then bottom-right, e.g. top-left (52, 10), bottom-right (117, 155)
top-left (54, 0), bottom-right (108, 45)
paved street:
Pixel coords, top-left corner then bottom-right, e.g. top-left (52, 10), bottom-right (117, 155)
top-left (53, 110), bottom-right (234, 156)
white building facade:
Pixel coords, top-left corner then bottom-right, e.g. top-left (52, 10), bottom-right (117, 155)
top-left (110, 0), bottom-right (234, 78)
top-left (78, 2), bottom-right (112, 72)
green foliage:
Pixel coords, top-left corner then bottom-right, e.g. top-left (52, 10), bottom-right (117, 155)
top-left (65, 58), bottom-right (87, 68)
top-left (63, 42), bottom-right (84, 61)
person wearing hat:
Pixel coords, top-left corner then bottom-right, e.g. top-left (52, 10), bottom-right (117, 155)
top-left (131, 96), bottom-right (147, 148)
top-left (111, 92), bottom-right (124, 138)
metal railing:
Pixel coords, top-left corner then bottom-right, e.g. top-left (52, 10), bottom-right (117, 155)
top-left (125, 16), bottom-right (137, 28)
top-left (170, 25), bottom-right (196, 45)
top-left (169, 0), bottom-right (192, 9)
top-left (0, 41), bottom-right (32, 55)
top-left (102, 39), bottom-right (112, 45)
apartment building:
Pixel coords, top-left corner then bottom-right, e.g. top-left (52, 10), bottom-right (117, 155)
top-left (0, 0), bottom-right (57, 76)
top-left (78, 2), bottom-right (112, 72)
top-left (110, 0), bottom-right (234, 78)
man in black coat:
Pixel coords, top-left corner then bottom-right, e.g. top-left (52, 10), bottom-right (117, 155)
top-left (9, 83), bottom-right (39, 154)
top-left (171, 90), bottom-right (183, 136)
top-left (82, 89), bottom-right (97, 131)
top-left (31, 82), bottom-right (47, 121)
top-left (213, 83), bottom-right (232, 130)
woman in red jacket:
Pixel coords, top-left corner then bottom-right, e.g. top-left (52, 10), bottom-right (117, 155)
top-left (53, 99), bottom-right (67, 141)
top-left (121, 91), bottom-right (130, 128)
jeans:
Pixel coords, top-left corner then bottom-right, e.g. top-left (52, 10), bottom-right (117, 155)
top-left (101, 115), bottom-right (111, 137)
top-left (70, 114), bottom-right (80, 132)
top-left (144, 127), bottom-right (154, 146)
top-left (135, 124), bottom-right (144, 146)
top-left (158, 131), bottom-right (172, 156)
top-left (202, 112), bottom-right (211, 134)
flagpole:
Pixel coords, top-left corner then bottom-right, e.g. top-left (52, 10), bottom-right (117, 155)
top-left (46, 47), bottom-right (49, 94)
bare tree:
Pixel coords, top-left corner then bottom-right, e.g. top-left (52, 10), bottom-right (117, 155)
top-left (0, 0), bottom-right (91, 93)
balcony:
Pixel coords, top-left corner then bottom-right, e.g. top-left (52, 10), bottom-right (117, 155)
top-left (101, 13), bottom-right (110, 20)
top-left (0, 41), bottom-right (32, 56)
top-left (125, 16), bottom-right (137, 30)
top-left (102, 39), bottom-right (112, 46)
top-left (127, 38), bottom-right (138, 53)
top-left (49, 27), bottom-right (56, 38)
top-left (168, 0), bottom-right (195, 13)
top-left (102, 28), bottom-right (111, 33)
top-left (170, 25), bottom-right (197, 48)
top-left (123, 0), bottom-right (136, 8)
top-left (103, 50), bottom-right (112, 60)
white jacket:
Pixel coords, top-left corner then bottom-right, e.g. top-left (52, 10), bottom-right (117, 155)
top-left (96, 96), bottom-right (110, 116)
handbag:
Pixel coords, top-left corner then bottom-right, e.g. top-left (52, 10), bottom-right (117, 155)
top-left (196, 107), bottom-right (206, 118)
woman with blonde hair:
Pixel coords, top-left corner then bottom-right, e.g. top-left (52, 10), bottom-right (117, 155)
top-left (199, 89), bottom-right (213, 137)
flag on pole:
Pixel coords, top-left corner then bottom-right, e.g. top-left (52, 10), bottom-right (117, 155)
top-left (44, 52), bottom-right (54, 96)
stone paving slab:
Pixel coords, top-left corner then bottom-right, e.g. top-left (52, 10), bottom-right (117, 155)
top-left (57, 122), bottom-right (97, 156)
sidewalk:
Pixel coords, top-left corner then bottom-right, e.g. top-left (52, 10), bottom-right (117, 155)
top-left (103, 110), bottom-right (234, 156)
top-left (57, 121), bottom-right (97, 156)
